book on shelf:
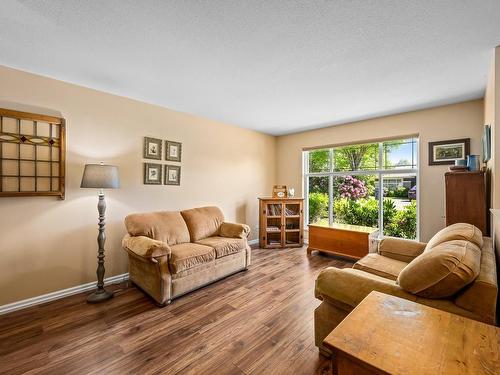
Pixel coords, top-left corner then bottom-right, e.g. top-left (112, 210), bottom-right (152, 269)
top-left (267, 204), bottom-right (282, 216)
top-left (266, 226), bottom-right (280, 232)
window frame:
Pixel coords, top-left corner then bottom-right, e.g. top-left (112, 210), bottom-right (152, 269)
top-left (303, 138), bottom-right (419, 240)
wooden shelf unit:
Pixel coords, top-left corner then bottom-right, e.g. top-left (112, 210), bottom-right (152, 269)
top-left (259, 197), bottom-right (304, 249)
top-left (445, 171), bottom-right (487, 234)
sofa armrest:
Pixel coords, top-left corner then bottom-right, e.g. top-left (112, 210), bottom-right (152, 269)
top-left (219, 222), bottom-right (250, 239)
top-left (122, 234), bottom-right (171, 259)
top-left (378, 237), bottom-right (427, 262)
top-left (315, 267), bottom-right (417, 308)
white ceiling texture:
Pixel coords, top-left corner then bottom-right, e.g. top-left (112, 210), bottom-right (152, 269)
top-left (1, 1), bottom-right (500, 135)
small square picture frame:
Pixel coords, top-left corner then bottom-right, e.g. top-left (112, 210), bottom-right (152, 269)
top-left (166, 140), bottom-right (182, 162)
top-left (143, 137), bottom-right (162, 160)
top-left (165, 165), bottom-right (181, 185)
top-left (144, 163), bottom-right (162, 185)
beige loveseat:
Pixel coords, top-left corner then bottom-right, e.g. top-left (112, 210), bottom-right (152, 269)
top-left (314, 223), bottom-right (498, 356)
top-left (122, 206), bottom-right (251, 305)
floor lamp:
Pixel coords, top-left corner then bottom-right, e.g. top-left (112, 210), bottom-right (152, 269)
top-left (81, 163), bottom-right (120, 303)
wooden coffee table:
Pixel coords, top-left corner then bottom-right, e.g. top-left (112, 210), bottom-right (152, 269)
top-left (323, 291), bottom-right (500, 375)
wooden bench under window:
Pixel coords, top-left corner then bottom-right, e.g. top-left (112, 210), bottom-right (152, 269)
top-left (307, 223), bottom-right (378, 260)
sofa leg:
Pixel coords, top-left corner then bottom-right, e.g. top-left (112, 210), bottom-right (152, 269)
top-left (156, 299), bottom-right (172, 307)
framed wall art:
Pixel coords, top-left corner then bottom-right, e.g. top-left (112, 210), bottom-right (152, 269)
top-left (428, 138), bottom-right (470, 166)
top-left (165, 140), bottom-right (182, 162)
top-left (482, 125), bottom-right (491, 163)
top-left (143, 137), bottom-right (162, 160)
top-left (165, 165), bottom-right (181, 185)
top-left (144, 163), bottom-right (162, 185)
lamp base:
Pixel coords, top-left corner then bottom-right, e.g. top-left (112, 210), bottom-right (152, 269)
top-left (86, 288), bottom-right (114, 303)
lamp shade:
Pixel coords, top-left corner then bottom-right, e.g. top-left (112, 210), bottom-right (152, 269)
top-left (81, 164), bottom-right (120, 189)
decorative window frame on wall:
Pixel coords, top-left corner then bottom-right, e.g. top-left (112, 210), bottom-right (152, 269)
top-left (0, 108), bottom-right (66, 199)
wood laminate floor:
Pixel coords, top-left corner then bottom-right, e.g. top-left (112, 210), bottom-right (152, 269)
top-left (0, 247), bottom-right (353, 375)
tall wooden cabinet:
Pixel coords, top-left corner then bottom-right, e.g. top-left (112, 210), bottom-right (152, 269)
top-left (259, 197), bottom-right (304, 248)
top-left (445, 171), bottom-right (487, 234)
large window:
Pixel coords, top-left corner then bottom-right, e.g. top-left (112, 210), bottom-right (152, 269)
top-left (304, 138), bottom-right (418, 239)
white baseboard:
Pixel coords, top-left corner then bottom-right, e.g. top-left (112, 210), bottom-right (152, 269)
top-left (0, 273), bottom-right (129, 315)
top-left (2, 238), bottom-right (259, 315)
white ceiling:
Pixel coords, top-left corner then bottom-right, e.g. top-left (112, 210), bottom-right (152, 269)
top-left (1, 1), bottom-right (500, 135)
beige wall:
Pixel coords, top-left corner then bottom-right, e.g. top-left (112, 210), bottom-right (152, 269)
top-left (276, 100), bottom-right (484, 242)
top-left (485, 47), bottom-right (499, 208)
top-left (484, 46), bottom-right (500, 281)
top-left (0, 65), bottom-right (276, 305)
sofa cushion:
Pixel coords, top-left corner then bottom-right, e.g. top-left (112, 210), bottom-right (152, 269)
top-left (377, 237), bottom-right (426, 262)
top-left (196, 236), bottom-right (246, 258)
top-left (181, 206), bottom-right (225, 241)
top-left (315, 268), bottom-right (414, 309)
top-left (425, 223), bottom-right (483, 251)
top-left (125, 211), bottom-right (190, 245)
top-left (397, 240), bottom-right (481, 298)
top-left (353, 254), bottom-right (408, 281)
top-left (169, 243), bottom-right (215, 274)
